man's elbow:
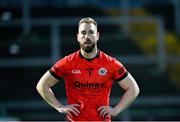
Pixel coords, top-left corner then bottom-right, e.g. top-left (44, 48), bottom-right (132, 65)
top-left (36, 82), bottom-right (43, 93)
top-left (134, 85), bottom-right (140, 98)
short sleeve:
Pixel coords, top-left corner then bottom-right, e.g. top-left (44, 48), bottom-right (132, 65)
top-left (49, 56), bottom-right (67, 80)
top-left (112, 59), bottom-right (128, 82)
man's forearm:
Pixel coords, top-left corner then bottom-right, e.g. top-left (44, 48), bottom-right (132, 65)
top-left (36, 83), bottom-right (63, 111)
top-left (113, 87), bottom-right (139, 115)
top-left (113, 73), bottom-right (140, 115)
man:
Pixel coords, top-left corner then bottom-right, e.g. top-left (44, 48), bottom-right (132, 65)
top-left (36, 17), bottom-right (140, 121)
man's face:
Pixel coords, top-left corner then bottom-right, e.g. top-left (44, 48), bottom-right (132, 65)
top-left (77, 23), bottom-right (99, 53)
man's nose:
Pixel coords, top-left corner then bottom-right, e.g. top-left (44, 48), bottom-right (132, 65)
top-left (85, 34), bottom-right (89, 39)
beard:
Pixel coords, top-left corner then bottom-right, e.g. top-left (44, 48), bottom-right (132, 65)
top-left (79, 39), bottom-right (96, 53)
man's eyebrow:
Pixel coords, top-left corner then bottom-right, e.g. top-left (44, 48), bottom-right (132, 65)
top-left (80, 30), bottom-right (86, 33)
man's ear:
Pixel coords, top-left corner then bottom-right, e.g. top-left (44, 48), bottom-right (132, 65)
top-left (77, 33), bottom-right (79, 42)
top-left (97, 32), bottom-right (100, 41)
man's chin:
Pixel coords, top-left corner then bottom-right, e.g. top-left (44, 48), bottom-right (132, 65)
top-left (80, 43), bottom-right (95, 53)
top-left (84, 49), bottom-right (93, 53)
top-left (83, 47), bottom-right (93, 53)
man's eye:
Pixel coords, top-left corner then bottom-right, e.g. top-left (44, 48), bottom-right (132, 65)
top-left (81, 32), bottom-right (86, 35)
top-left (89, 31), bottom-right (94, 34)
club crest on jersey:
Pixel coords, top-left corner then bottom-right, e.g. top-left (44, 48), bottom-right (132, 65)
top-left (98, 67), bottom-right (107, 76)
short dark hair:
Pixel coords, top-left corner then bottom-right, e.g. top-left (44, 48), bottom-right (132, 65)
top-left (79, 17), bottom-right (98, 28)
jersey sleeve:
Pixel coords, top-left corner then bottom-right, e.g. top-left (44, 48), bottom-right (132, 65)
top-left (49, 56), bottom-right (67, 80)
top-left (112, 59), bottom-right (128, 82)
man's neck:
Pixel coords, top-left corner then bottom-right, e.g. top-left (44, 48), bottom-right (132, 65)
top-left (80, 48), bottom-right (98, 59)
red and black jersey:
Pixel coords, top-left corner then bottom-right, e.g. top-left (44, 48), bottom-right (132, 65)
top-left (49, 50), bottom-right (128, 121)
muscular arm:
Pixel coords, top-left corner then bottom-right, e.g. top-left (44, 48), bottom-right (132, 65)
top-left (98, 72), bottom-right (140, 117)
top-left (36, 71), bottom-right (63, 110)
top-left (112, 73), bottom-right (140, 115)
top-left (36, 71), bottom-right (80, 117)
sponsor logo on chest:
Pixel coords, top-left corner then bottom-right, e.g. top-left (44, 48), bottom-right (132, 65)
top-left (74, 81), bottom-right (104, 89)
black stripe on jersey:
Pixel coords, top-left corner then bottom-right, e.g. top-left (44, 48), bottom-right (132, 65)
top-left (49, 69), bottom-right (62, 80)
top-left (115, 71), bottom-right (129, 82)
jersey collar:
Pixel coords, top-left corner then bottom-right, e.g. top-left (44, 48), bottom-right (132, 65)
top-left (79, 50), bottom-right (100, 61)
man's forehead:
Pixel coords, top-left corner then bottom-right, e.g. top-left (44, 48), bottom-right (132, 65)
top-left (79, 23), bottom-right (97, 31)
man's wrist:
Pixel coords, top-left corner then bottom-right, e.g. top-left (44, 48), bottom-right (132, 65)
top-left (55, 105), bottom-right (64, 112)
top-left (112, 107), bottom-right (122, 116)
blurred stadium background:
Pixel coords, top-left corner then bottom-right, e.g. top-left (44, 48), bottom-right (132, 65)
top-left (0, 0), bottom-right (180, 121)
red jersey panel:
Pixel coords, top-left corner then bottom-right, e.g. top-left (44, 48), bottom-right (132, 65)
top-left (49, 50), bottom-right (128, 121)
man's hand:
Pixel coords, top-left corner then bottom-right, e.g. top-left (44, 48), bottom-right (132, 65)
top-left (57, 104), bottom-right (80, 117)
top-left (97, 106), bottom-right (118, 118)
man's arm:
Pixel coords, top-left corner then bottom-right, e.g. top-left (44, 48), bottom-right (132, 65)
top-left (36, 71), bottom-right (80, 117)
top-left (98, 73), bottom-right (140, 117)
top-left (112, 73), bottom-right (140, 115)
